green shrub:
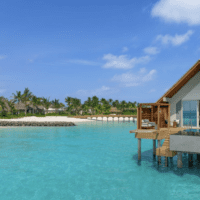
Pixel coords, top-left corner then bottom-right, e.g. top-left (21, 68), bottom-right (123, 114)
top-left (1, 111), bottom-right (8, 117)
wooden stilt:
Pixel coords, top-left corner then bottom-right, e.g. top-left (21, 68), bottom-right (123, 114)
top-left (138, 138), bottom-right (141, 160)
top-left (165, 157), bottom-right (168, 167)
top-left (188, 153), bottom-right (193, 167)
top-left (157, 140), bottom-right (161, 164)
top-left (197, 154), bottom-right (200, 162)
top-left (177, 152), bottom-right (183, 168)
top-left (153, 140), bottom-right (156, 158)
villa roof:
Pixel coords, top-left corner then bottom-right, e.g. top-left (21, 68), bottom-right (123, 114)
top-left (14, 102), bottom-right (45, 110)
top-left (157, 60), bottom-right (200, 103)
top-left (0, 99), bottom-right (11, 112)
top-left (14, 102), bottom-right (26, 110)
top-left (110, 107), bottom-right (122, 112)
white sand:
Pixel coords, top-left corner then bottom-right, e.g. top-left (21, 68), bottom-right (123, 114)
top-left (0, 116), bottom-right (94, 123)
top-left (0, 116), bottom-right (137, 124)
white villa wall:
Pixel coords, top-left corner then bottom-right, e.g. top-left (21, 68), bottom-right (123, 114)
top-left (169, 71), bottom-right (200, 126)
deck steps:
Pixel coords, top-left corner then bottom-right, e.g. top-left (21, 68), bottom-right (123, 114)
top-left (156, 138), bottom-right (177, 157)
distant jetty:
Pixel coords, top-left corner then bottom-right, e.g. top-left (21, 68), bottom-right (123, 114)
top-left (0, 121), bottom-right (76, 127)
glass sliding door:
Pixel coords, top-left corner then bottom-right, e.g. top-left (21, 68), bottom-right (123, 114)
top-left (183, 100), bottom-right (197, 127)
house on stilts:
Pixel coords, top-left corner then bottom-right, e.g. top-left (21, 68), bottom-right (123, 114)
top-left (130, 60), bottom-right (200, 168)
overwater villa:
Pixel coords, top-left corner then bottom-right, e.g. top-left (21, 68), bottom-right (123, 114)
top-left (130, 60), bottom-right (200, 168)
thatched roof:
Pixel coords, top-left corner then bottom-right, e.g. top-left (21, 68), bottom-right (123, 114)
top-left (14, 102), bottom-right (26, 110)
top-left (0, 99), bottom-right (11, 112)
top-left (110, 107), bottom-right (122, 113)
top-left (14, 102), bottom-right (45, 110)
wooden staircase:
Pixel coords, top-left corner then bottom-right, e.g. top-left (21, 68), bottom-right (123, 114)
top-left (156, 137), bottom-right (177, 157)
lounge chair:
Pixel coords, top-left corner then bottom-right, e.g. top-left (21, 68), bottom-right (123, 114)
top-left (141, 119), bottom-right (157, 129)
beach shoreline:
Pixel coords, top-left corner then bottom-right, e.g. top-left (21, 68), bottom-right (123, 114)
top-left (0, 116), bottom-right (136, 128)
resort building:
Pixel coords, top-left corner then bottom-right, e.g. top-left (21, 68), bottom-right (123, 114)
top-left (157, 60), bottom-right (200, 128)
top-left (131, 60), bottom-right (200, 168)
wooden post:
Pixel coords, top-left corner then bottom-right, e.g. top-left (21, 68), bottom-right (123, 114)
top-left (153, 140), bottom-right (156, 158)
top-left (137, 108), bottom-right (140, 129)
top-left (165, 157), bottom-right (168, 167)
top-left (197, 154), bottom-right (200, 162)
top-left (157, 140), bottom-right (161, 164)
top-left (158, 105), bottom-right (160, 130)
top-left (177, 152), bottom-right (183, 168)
top-left (168, 104), bottom-right (170, 129)
top-left (140, 106), bottom-right (142, 129)
top-left (188, 153), bottom-right (193, 167)
top-left (138, 138), bottom-right (141, 160)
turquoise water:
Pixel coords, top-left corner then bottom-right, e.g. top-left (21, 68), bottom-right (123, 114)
top-left (0, 121), bottom-right (200, 200)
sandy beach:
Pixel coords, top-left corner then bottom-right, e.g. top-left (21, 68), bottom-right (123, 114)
top-left (0, 116), bottom-right (137, 128)
top-left (0, 116), bottom-right (94, 123)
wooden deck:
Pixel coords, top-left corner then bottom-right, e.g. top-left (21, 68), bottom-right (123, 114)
top-left (130, 127), bottom-right (187, 140)
top-left (130, 127), bottom-right (188, 158)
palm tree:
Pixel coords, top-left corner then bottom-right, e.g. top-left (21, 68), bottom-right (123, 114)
top-left (12, 91), bottom-right (23, 114)
top-left (59, 103), bottom-right (65, 114)
top-left (95, 104), bottom-right (103, 115)
top-left (84, 97), bottom-right (92, 114)
top-left (112, 100), bottom-right (119, 107)
top-left (7, 99), bottom-right (17, 115)
top-left (65, 96), bottom-right (73, 107)
top-left (108, 98), bottom-right (113, 106)
top-left (0, 96), bottom-right (6, 112)
top-left (81, 104), bottom-right (89, 115)
top-left (31, 95), bottom-right (40, 114)
top-left (71, 98), bottom-right (81, 115)
top-left (91, 96), bottom-right (99, 114)
top-left (51, 99), bottom-right (61, 114)
top-left (42, 97), bottom-right (51, 115)
top-left (120, 100), bottom-right (127, 113)
top-left (21, 88), bottom-right (33, 116)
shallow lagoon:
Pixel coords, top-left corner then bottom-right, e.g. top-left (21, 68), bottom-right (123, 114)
top-left (0, 121), bottom-right (200, 200)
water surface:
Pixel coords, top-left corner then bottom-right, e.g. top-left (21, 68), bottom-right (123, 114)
top-left (0, 121), bottom-right (200, 200)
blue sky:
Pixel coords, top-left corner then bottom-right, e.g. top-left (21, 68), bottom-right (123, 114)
top-left (1, 0), bottom-right (200, 104)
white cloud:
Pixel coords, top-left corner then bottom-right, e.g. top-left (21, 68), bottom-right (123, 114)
top-left (66, 59), bottom-right (100, 66)
top-left (156, 30), bottom-right (194, 46)
top-left (77, 86), bottom-right (118, 96)
top-left (151, 0), bottom-right (200, 25)
top-left (122, 47), bottom-right (129, 52)
top-left (139, 68), bottom-right (147, 74)
top-left (144, 46), bottom-right (160, 55)
top-left (111, 69), bottom-right (157, 87)
top-left (102, 54), bottom-right (151, 69)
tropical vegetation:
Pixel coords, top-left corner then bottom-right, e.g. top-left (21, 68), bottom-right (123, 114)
top-left (0, 87), bottom-right (139, 118)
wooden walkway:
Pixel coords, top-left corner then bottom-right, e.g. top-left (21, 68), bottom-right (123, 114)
top-left (73, 115), bottom-right (137, 119)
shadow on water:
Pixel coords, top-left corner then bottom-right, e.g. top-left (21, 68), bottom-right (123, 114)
top-left (132, 149), bottom-right (200, 177)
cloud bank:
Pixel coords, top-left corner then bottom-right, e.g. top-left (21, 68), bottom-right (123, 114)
top-left (111, 68), bottom-right (157, 87)
top-left (151, 0), bottom-right (200, 25)
top-left (156, 30), bottom-right (194, 46)
top-left (102, 54), bottom-right (150, 69)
